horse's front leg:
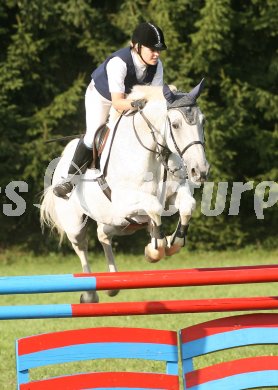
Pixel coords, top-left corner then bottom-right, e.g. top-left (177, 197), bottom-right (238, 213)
top-left (165, 184), bottom-right (196, 256)
top-left (111, 188), bottom-right (167, 262)
top-left (165, 216), bottom-right (190, 256)
top-left (145, 216), bottom-right (167, 263)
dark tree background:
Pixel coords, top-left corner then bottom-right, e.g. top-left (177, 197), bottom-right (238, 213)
top-left (0, 0), bottom-right (277, 252)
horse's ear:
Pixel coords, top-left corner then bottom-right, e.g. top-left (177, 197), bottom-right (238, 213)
top-left (163, 84), bottom-right (175, 104)
top-left (188, 78), bottom-right (205, 102)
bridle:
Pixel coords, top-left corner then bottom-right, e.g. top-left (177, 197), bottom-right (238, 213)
top-left (167, 106), bottom-right (205, 159)
top-left (131, 105), bottom-right (205, 177)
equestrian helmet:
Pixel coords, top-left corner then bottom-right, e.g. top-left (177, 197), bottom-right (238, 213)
top-left (132, 22), bottom-right (167, 51)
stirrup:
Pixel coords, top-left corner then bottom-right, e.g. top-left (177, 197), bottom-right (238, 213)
top-left (53, 180), bottom-right (74, 199)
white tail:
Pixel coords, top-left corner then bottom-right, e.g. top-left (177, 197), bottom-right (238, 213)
top-left (40, 186), bottom-right (64, 245)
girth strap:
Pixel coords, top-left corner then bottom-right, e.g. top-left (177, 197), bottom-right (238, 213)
top-left (95, 114), bottom-right (143, 226)
top-left (96, 175), bottom-right (111, 201)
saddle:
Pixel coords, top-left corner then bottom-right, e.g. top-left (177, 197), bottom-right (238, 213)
top-left (91, 124), bottom-right (110, 169)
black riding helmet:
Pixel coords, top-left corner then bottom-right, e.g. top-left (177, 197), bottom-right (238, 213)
top-left (132, 22), bottom-right (167, 51)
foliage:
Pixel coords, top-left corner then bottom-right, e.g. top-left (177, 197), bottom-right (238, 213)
top-left (0, 0), bottom-right (277, 251)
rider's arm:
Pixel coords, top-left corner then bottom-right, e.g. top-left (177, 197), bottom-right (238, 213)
top-left (111, 92), bottom-right (133, 111)
top-left (107, 57), bottom-right (133, 111)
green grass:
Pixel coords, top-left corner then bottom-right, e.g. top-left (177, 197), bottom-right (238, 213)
top-left (0, 247), bottom-right (278, 388)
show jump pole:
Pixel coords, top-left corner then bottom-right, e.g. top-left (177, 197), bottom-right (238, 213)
top-left (1, 265), bottom-right (278, 295)
top-left (1, 265), bottom-right (278, 320)
top-left (1, 296), bottom-right (278, 320)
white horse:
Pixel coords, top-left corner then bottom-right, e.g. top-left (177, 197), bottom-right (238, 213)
top-left (40, 80), bottom-right (209, 303)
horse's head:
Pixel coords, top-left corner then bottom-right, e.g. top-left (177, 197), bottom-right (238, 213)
top-left (163, 79), bottom-right (210, 184)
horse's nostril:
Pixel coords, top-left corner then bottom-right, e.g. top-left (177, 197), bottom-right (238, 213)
top-left (200, 171), bottom-right (207, 180)
top-left (191, 168), bottom-right (197, 177)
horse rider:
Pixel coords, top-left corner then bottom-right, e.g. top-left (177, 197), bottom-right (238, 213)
top-left (53, 22), bottom-right (167, 199)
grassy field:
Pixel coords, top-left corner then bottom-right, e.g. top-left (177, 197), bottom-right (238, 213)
top-left (0, 247), bottom-right (278, 388)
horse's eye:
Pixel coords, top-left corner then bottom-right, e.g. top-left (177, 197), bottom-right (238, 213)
top-left (185, 107), bottom-right (191, 113)
top-left (172, 121), bottom-right (180, 129)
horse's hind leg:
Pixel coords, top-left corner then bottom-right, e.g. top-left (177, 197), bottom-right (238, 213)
top-left (65, 214), bottom-right (99, 303)
top-left (97, 223), bottom-right (119, 297)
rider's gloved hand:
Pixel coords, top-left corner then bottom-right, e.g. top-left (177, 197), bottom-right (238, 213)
top-left (131, 99), bottom-right (147, 110)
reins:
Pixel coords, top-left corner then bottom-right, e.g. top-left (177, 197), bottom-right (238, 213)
top-left (132, 112), bottom-right (160, 154)
top-left (132, 109), bottom-right (183, 177)
top-left (44, 134), bottom-right (83, 144)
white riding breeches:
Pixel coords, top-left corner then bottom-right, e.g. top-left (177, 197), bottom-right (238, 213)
top-left (83, 81), bottom-right (112, 149)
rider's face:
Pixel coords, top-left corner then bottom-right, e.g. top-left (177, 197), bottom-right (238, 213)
top-left (140, 45), bottom-right (161, 65)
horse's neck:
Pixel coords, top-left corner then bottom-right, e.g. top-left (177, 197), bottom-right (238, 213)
top-left (105, 112), bottom-right (162, 186)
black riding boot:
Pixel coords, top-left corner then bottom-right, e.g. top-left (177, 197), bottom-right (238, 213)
top-left (53, 138), bottom-right (92, 199)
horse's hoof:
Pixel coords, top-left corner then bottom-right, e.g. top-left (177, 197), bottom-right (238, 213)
top-left (106, 289), bottom-right (120, 297)
top-left (80, 291), bottom-right (99, 303)
top-left (144, 245), bottom-right (165, 263)
top-left (165, 243), bottom-right (182, 256)
top-left (145, 254), bottom-right (161, 263)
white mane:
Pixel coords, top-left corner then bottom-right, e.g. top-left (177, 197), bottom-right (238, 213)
top-left (129, 85), bottom-right (164, 101)
top-left (108, 85), bottom-right (176, 128)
